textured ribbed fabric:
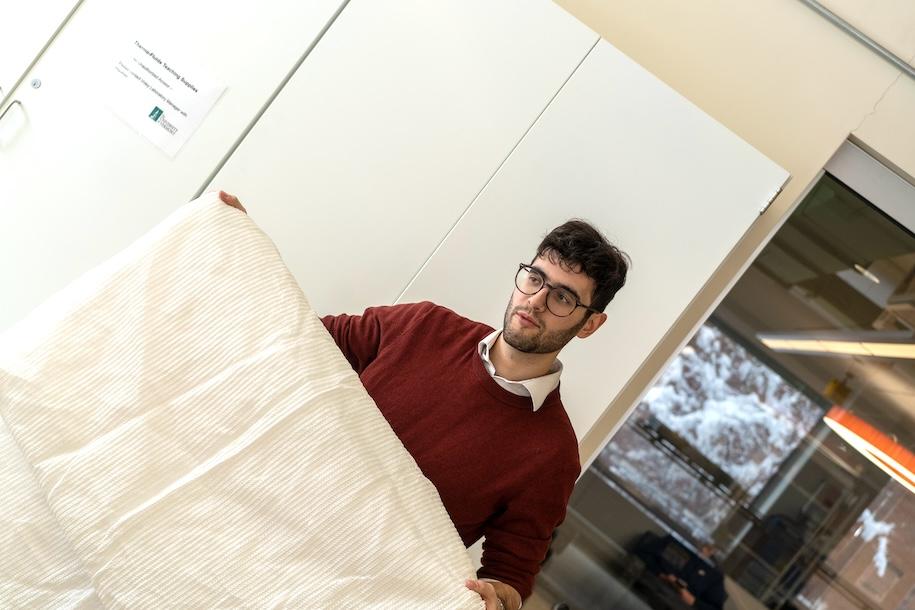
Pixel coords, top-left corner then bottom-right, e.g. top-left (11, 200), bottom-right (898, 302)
top-left (0, 193), bottom-right (482, 609)
top-left (0, 416), bottom-right (102, 609)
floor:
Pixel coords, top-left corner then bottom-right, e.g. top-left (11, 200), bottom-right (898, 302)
top-left (530, 544), bottom-right (651, 610)
top-left (523, 591), bottom-right (554, 610)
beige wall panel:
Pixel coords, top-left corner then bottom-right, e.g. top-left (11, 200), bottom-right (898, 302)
top-left (856, 77), bottom-right (915, 184)
top-left (819, 0), bottom-right (915, 60)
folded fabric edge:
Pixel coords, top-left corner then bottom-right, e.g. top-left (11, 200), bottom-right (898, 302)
top-left (0, 193), bottom-right (242, 362)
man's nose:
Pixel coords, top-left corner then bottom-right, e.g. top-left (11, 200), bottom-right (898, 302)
top-left (527, 287), bottom-right (549, 311)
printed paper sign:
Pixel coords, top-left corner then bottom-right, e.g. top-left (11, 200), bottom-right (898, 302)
top-left (106, 39), bottom-right (225, 157)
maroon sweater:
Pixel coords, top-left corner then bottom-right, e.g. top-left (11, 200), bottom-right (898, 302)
top-left (321, 301), bottom-right (580, 598)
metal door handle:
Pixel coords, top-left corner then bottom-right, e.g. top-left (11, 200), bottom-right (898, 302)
top-left (0, 100), bottom-right (22, 123)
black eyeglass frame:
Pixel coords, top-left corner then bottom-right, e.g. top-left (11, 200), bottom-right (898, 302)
top-left (514, 263), bottom-right (601, 317)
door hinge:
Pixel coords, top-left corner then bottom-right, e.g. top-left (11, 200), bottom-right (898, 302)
top-left (759, 186), bottom-right (783, 215)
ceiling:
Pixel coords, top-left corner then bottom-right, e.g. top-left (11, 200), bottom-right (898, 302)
top-left (713, 173), bottom-right (915, 452)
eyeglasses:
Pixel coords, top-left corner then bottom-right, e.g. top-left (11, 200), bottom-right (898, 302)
top-left (514, 263), bottom-right (600, 318)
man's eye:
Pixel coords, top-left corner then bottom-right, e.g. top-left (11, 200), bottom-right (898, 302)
top-left (555, 291), bottom-right (572, 304)
top-left (527, 273), bottom-right (543, 286)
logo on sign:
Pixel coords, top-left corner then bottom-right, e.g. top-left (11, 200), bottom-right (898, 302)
top-left (149, 106), bottom-right (163, 121)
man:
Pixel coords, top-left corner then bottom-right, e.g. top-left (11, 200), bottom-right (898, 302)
top-left (634, 533), bottom-right (727, 610)
top-left (219, 192), bottom-right (629, 609)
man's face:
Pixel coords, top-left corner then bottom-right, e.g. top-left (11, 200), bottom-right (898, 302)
top-left (502, 254), bottom-right (601, 355)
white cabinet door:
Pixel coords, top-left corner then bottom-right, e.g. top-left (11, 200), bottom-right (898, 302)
top-left (208, 0), bottom-right (599, 315)
top-left (0, 0), bottom-right (346, 331)
top-left (0, 0), bottom-right (80, 99)
top-left (399, 41), bottom-right (789, 441)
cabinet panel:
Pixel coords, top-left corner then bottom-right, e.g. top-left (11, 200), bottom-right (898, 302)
top-left (1, 0), bottom-right (346, 331)
top-left (209, 0), bottom-right (598, 314)
top-left (0, 0), bottom-right (79, 98)
top-left (400, 41), bottom-right (789, 439)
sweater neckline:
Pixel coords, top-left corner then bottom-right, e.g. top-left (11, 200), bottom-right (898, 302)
top-left (472, 349), bottom-right (561, 411)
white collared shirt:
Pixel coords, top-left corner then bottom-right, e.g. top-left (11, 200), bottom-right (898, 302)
top-left (477, 329), bottom-right (562, 411)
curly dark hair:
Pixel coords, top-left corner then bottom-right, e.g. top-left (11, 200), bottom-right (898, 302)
top-left (533, 219), bottom-right (629, 313)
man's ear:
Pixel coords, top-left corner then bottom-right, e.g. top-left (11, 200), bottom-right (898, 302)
top-left (576, 312), bottom-right (607, 339)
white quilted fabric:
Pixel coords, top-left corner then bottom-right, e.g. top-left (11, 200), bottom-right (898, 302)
top-left (0, 193), bottom-right (482, 609)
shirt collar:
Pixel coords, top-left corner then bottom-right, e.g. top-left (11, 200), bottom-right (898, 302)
top-left (477, 329), bottom-right (562, 411)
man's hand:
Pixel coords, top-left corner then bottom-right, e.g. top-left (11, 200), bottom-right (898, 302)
top-left (465, 579), bottom-right (522, 610)
top-left (678, 586), bottom-right (696, 606)
top-left (218, 191), bottom-right (247, 214)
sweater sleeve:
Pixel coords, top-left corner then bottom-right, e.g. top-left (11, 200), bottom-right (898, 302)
top-left (321, 302), bottom-right (432, 373)
top-left (476, 459), bottom-right (579, 599)
top-left (321, 307), bottom-right (386, 374)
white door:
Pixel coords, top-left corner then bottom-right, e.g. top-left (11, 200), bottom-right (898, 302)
top-left (0, 0), bottom-right (346, 331)
top-left (398, 41), bottom-right (789, 442)
top-left (0, 0), bottom-right (81, 101)
top-left (207, 0), bottom-right (600, 315)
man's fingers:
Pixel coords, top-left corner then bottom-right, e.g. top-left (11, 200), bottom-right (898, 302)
top-left (465, 579), bottom-right (502, 610)
top-left (218, 190), bottom-right (247, 214)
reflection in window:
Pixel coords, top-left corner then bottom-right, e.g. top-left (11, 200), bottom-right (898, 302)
top-left (800, 480), bottom-right (914, 609)
top-left (595, 322), bottom-right (822, 543)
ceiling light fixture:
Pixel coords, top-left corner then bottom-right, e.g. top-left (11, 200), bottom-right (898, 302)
top-left (823, 406), bottom-right (915, 495)
top-left (758, 330), bottom-right (915, 359)
top-left (853, 263), bottom-right (881, 284)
